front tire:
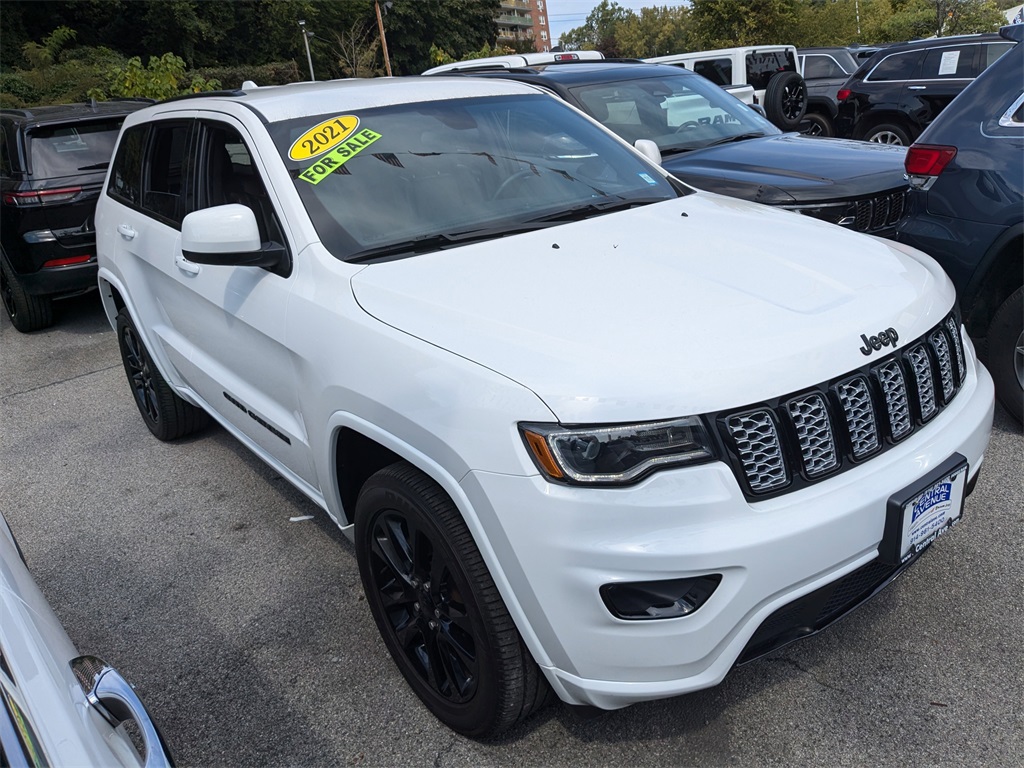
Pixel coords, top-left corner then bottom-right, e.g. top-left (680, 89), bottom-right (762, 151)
top-left (355, 462), bottom-right (549, 738)
top-left (1, 256), bottom-right (54, 333)
top-left (986, 286), bottom-right (1023, 423)
top-left (115, 308), bottom-right (209, 440)
top-left (801, 112), bottom-right (834, 137)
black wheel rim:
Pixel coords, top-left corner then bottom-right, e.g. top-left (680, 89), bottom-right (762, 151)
top-left (782, 83), bottom-right (806, 120)
top-left (121, 324), bottom-right (160, 423)
top-left (368, 511), bottom-right (479, 704)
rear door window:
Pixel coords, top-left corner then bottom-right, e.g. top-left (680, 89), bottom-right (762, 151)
top-left (920, 44), bottom-right (978, 79)
top-left (140, 121), bottom-right (191, 226)
top-left (27, 118), bottom-right (124, 178)
top-left (693, 58), bottom-right (733, 86)
top-left (866, 50), bottom-right (924, 82)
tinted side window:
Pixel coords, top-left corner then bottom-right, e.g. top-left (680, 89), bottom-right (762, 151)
top-left (142, 121), bottom-right (190, 225)
top-left (804, 55), bottom-right (846, 79)
top-left (746, 51), bottom-right (797, 90)
top-left (867, 50), bottom-right (923, 81)
top-left (108, 124), bottom-right (147, 206)
top-left (693, 58), bottom-right (733, 86)
top-left (920, 45), bottom-right (978, 79)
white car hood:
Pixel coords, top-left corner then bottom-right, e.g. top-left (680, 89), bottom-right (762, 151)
top-left (352, 193), bottom-right (953, 423)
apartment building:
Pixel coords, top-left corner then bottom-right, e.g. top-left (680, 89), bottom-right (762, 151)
top-left (495, 0), bottom-right (550, 52)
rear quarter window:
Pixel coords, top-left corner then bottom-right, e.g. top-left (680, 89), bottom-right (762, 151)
top-left (27, 118), bottom-right (124, 178)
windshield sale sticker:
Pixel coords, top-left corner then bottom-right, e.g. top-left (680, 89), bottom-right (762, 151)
top-left (289, 115), bottom-right (362, 161)
top-left (297, 129), bottom-right (382, 185)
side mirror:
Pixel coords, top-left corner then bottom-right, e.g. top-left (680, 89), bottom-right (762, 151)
top-left (633, 139), bottom-right (662, 166)
top-left (750, 103), bottom-right (767, 118)
top-left (181, 204), bottom-right (285, 270)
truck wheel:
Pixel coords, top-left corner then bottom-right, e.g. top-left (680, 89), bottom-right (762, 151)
top-left (864, 123), bottom-right (911, 145)
top-left (986, 286), bottom-right (1023, 423)
top-left (355, 462), bottom-right (550, 738)
top-left (1, 256), bottom-right (54, 333)
top-left (116, 308), bottom-right (209, 440)
top-left (764, 71), bottom-right (807, 130)
top-left (801, 112), bottom-right (834, 137)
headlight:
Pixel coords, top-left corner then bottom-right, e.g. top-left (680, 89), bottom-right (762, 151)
top-left (519, 416), bottom-right (714, 486)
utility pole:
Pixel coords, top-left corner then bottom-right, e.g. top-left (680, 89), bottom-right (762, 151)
top-left (298, 20), bottom-right (315, 81)
top-left (375, 1), bottom-right (393, 77)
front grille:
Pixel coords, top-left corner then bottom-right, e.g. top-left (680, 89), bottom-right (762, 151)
top-left (720, 311), bottom-right (966, 499)
top-left (851, 190), bottom-right (907, 233)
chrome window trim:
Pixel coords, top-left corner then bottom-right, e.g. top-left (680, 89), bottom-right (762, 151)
top-left (998, 92), bottom-right (1024, 128)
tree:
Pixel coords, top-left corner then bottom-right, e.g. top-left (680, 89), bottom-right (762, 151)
top-left (559, 0), bottom-right (636, 54)
top-left (690, 0), bottom-right (801, 48)
top-left (383, 0), bottom-right (499, 74)
top-left (615, 6), bottom-right (694, 58)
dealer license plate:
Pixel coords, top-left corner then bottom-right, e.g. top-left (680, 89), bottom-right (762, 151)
top-left (882, 455), bottom-right (968, 565)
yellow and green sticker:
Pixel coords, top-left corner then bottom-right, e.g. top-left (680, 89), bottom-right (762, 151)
top-left (297, 128), bottom-right (382, 185)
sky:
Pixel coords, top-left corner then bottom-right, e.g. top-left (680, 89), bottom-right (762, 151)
top-left (546, 0), bottom-right (689, 47)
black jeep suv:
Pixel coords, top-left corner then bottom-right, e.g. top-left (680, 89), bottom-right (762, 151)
top-left (835, 33), bottom-right (1014, 145)
top-left (427, 60), bottom-right (911, 237)
top-left (1, 100), bottom-right (150, 331)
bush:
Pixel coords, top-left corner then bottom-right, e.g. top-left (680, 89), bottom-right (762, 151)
top-left (189, 60), bottom-right (302, 89)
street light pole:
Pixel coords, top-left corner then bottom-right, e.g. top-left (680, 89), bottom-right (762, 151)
top-left (375, 1), bottom-right (393, 77)
top-left (298, 20), bottom-right (315, 81)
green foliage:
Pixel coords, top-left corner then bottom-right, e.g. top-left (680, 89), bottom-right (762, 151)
top-left (559, 0), bottom-right (636, 53)
top-left (190, 61), bottom-right (302, 89)
top-left (690, 0), bottom-right (800, 48)
top-left (616, 6), bottom-right (695, 58)
top-left (385, 0), bottom-right (500, 74)
top-left (21, 26), bottom-right (77, 69)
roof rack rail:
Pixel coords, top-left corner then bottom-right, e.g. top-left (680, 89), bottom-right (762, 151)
top-left (158, 89), bottom-right (246, 105)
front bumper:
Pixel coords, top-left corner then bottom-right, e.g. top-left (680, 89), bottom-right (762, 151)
top-left (461, 347), bottom-right (993, 710)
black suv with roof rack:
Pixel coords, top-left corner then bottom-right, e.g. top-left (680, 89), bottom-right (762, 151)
top-left (1, 100), bottom-right (151, 331)
top-left (425, 59), bottom-right (910, 237)
top-left (835, 33), bottom-right (1014, 145)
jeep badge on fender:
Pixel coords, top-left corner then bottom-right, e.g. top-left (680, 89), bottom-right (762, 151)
top-left (859, 327), bottom-right (899, 355)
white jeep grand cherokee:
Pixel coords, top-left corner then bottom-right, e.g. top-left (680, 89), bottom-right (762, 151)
top-left (95, 77), bottom-right (994, 738)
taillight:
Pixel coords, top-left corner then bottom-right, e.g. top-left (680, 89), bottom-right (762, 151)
top-left (905, 144), bottom-right (957, 176)
top-left (837, 88), bottom-right (851, 101)
top-left (42, 255), bottom-right (93, 268)
top-left (1, 187), bottom-right (82, 207)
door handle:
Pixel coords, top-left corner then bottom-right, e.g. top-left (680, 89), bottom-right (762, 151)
top-left (175, 253), bottom-right (201, 275)
top-left (907, 85), bottom-right (927, 90)
top-left (116, 224), bottom-right (137, 240)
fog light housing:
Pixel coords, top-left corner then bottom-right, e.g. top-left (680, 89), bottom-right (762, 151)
top-left (600, 574), bottom-right (722, 620)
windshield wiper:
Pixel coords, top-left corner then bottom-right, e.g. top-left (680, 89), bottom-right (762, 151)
top-left (345, 220), bottom-right (561, 263)
top-left (528, 196), bottom-right (668, 223)
top-left (700, 131), bottom-right (768, 148)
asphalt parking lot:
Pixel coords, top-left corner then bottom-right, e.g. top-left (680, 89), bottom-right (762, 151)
top-left (2, 292), bottom-right (1022, 767)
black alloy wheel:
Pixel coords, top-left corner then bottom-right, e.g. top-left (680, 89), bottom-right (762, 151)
top-left (115, 308), bottom-right (209, 440)
top-left (355, 462), bottom-right (549, 738)
top-left (764, 71), bottom-right (807, 130)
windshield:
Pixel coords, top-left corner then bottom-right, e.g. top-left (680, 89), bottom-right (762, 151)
top-left (569, 73), bottom-right (779, 157)
top-left (269, 94), bottom-right (682, 261)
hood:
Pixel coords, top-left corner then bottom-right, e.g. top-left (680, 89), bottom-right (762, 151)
top-left (351, 193), bottom-right (953, 424)
top-left (662, 133), bottom-right (908, 204)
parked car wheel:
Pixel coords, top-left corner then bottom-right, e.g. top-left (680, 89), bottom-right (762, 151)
top-left (800, 112), bottom-right (834, 137)
top-left (764, 71), bottom-right (807, 130)
top-left (864, 123), bottom-right (911, 145)
top-left (1, 255), bottom-right (54, 332)
top-left (116, 308), bottom-right (209, 440)
top-left (355, 462), bottom-right (549, 738)
top-left (986, 286), bottom-right (1023, 422)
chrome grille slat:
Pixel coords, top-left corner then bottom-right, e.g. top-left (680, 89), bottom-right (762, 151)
top-left (726, 411), bottom-right (788, 492)
top-left (876, 360), bottom-right (912, 439)
top-left (721, 312), bottom-right (964, 496)
top-left (837, 377), bottom-right (879, 458)
top-left (788, 394), bottom-right (838, 477)
top-left (930, 329), bottom-right (955, 401)
top-left (907, 343), bottom-right (937, 420)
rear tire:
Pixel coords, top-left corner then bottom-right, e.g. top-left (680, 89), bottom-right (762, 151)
top-left (863, 123), bottom-right (911, 145)
top-left (1, 256), bottom-right (54, 333)
top-left (355, 462), bottom-right (550, 738)
top-left (986, 286), bottom-right (1023, 423)
top-left (801, 112), bottom-right (834, 137)
top-left (764, 71), bottom-right (807, 130)
top-left (115, 308), bottom-right (209, 440)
